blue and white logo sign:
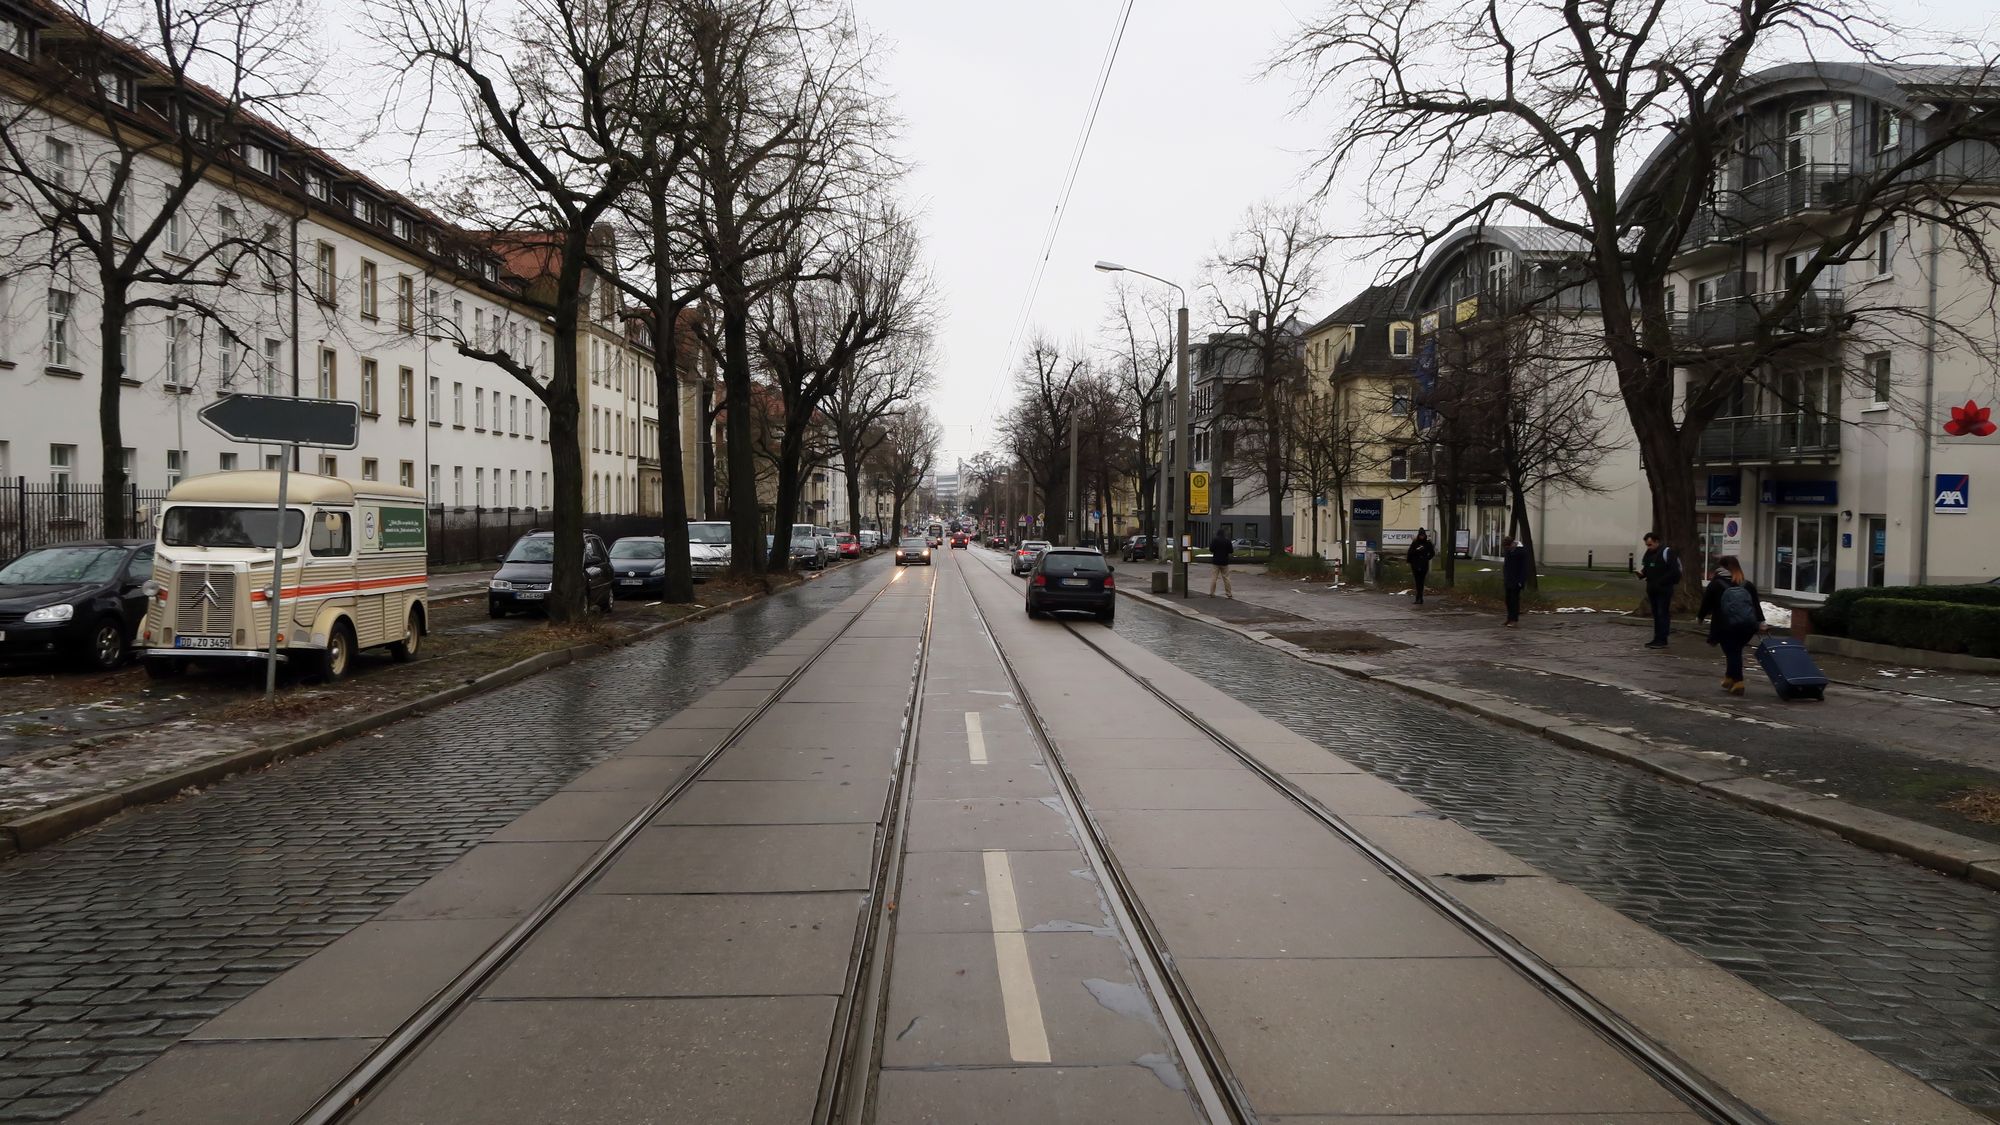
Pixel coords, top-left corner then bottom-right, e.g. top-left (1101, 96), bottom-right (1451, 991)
top-left (1934, 473), bottom-right (1970, 514)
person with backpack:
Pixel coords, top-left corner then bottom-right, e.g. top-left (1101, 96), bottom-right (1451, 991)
top-left (1207, 530), bottom-right (1234, 598)
top-left (1635, 532), bottom-right (1682, 648)
top-left (1406, 529), bottom-right (1436, 604)
top-left (1698, 555), bottom-right (1766, 695)
top-left (1500, 536), bottom-right (1531, 627)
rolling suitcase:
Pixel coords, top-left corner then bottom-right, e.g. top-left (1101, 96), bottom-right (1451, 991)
top-left (1755, 636), bottom-right (1828, 701)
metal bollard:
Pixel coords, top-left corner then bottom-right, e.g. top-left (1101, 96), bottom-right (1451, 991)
top-left (1588, 550), bottom-right (1594, 569)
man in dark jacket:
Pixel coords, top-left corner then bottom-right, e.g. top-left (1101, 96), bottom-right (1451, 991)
top-left (1207, 531), bottom-right (1234, 597)
top-left (1501, 536), bottom-right (1531, 626)
top-left (1406, 529), bottom-right (1436, 604)
top-left (1634, 531), bottom-right (1682, 648)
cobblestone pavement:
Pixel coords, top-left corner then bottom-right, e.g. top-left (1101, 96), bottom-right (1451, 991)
top-left (1113, 600), bottom-right (2000, 1116)
top-left (0, 562), bottom-right (881, 1123)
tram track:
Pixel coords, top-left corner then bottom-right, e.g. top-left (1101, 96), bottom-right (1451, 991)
top-left (292, 560), bottom-right (937, 1125)
top-left (954, 546), bottom-right (1769, 1125)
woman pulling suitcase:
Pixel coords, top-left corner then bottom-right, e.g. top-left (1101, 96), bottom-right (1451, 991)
top-left (1697, 555), bottom-right (1765, 695)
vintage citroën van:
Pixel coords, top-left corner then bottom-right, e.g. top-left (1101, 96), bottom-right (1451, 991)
top-left (140, 471), bottom-right (429, 681)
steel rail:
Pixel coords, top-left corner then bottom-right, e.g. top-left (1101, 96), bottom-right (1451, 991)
top-left (295, 559), bottom-right (928, 1125)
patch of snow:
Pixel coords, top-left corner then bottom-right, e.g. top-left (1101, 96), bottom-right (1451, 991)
top-left (1478, 567), bottom-right (1494, 573)
top-left (1876, 670), bottom-right (1900, 678)
top-left (1760, 601), bottom-right (1792, 628)
top-left (1393, 589), bottom-right (1413, 596)
top-left (1554, 606), bottom-right (1598, 613)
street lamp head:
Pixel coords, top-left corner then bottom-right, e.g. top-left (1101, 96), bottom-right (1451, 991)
top-left (1093, 260), bottom-right (1126, 273)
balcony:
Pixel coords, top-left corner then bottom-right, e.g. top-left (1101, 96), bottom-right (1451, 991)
top-left (1696, 412), bottom-right (1841, 464)
top-left (1673, 288), bottom-right (1846, 351)
top-left (1684, 164), bottom-right (1864, 247)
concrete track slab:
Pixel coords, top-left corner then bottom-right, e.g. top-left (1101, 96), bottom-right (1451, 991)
top-left (560, 753), bottom-right (702, 792)
top-left (1050, 737), bottom-right (1246, 771)
top-left (880, 930), bottom-right (1166, 1068)
top-left (872, 1064), bottom-right (1200, 1125)
top-left (1091, 808), bottom-right (1382, 871)
top-left (895, 849), bottom-right (1107, 935)
top-left (620, 725), bottom-right (726, 757)
top-left (346, 997), bottom-right (832, 1125)
top-left (1338, 815), bottom-right (1547, 878)
top-left (906, 796), bottom-right (1077, 853)
top-left (1180, 957), bottom-right (1689, 1117)
top-left (487, 892), bottom-right (860, 998)
top-left (910, 758), bottom-right (1054, 800)
top-left (699, 744), bottom-right (895, 782)
top-left (377, 841), bottom-right (598, 921)
top-left (658, 704), bottom-right (763, 729)
top-left (1066, 766), bottom-right (1294, 812)
top-left (1232, 738), bottom-right (1368, 775)
top-left (1442, 877), bottom-right (1712, 971)
top-left (1124, 867), bottom-right (1484, 959)
top-left (651, 778), bottom-right (892, 825)
top-left (189, 918), bottom-right (510, 1040)
top-left (487, 789), bottom-right (659, 841)
top-left (1262, 1116), bottom-right (1705, 1124)
top-left (66, 1039), bottom-right (381, 1125)
top-left (683, 687), bottom-right (777, 709)
top-left (1289, 771), bottom-right (1435, 816)
top-left (592, 823), bottom-right (875, 894)
top-left (763, 700), bottom-right (912, 730)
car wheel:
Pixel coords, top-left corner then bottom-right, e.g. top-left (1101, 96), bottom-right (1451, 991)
top-left (390, 609), bottom-right (423, 663)
top-left (82, 617), bottom-right (127, 671)
top-left (144, 656), bottom-right (186, 680)
top-left (1097, 607), bottom-right (1116, 625)
top-left (314, 622), bottom-right (355, 683)
top-left (489, 601), bottom-right (506, 619)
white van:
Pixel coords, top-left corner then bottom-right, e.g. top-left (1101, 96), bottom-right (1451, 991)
top-left (141, 471), bottom-right (429, 681)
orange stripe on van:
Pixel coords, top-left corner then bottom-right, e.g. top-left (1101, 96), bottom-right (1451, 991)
top-left (250, 574), bottom-right (427, 601)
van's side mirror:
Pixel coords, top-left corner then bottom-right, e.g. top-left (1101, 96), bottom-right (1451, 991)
top-left (496, 554), bottom-right (506, 563)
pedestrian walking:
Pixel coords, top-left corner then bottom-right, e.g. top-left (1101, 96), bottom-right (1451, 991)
top-left (1697, 555), bottom-right (1766, 695)
top-left (1501, 536), bottom-right (1531, 626)
top-left (1634, 531), bottom-right (1682, 648)
top-left (1406, 529), bottom-right (1435, 604)
top-left (1207, 530), bottom-right (1234, 598)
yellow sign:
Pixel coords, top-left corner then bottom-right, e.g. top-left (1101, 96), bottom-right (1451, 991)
top-left (1189, 471), bottom-right (1211, 516)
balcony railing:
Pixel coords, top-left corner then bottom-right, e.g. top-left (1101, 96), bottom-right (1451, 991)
top-left (1696, 412), bottom-right (1841, 464)
top-left (1672, 289), bottom-right (1846, 350)
top-left (1685, 164), bottom-right (1863, 247)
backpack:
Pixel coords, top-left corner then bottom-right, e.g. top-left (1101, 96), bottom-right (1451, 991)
top-left (1719, 583), bottom-right (1758, 631)
top-left (1658, 546), bottom-right (1682, 585)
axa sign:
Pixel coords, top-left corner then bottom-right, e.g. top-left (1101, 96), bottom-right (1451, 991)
top-left (1934, 474), bottom-right (1970, 514)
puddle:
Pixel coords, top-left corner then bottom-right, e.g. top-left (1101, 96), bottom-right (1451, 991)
top-left (1082, 977), bottom-right (1158, 1026)
top-left (1134, 1052), bottom-right (1186, 1092)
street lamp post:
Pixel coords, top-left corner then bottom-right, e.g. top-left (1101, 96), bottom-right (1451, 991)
top-left (1095, 261), bottom-right (1189, 598)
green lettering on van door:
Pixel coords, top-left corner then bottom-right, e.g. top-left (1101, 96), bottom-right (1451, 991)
top-left (376, 506), bottom-right (427, 550)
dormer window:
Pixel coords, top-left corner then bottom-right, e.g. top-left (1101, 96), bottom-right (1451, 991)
top-left (304, 169), bottom-right (328, 201)
top-left (1871, 104), bottom-right (1901, 152)
top-left (242, 141), bottom-right (279, 176)
top-left (99, 72), bottom-right (135, 108)
top-left (392, 214), bottom-right (414, 241)
top-left (483, 260), bottom-right (499, 282)
top-left (1389, 323), bottom-right (1412, 357)
top-left (1, 20), bottom-right (29, 58)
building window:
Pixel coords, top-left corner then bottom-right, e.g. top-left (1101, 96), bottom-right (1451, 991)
top-left (1872, 105), bottom-right (1901, 152)
top-left (398, 367), bottom-right (415, 421)
top-left (360, 260), bottom-right (379, 320)
top-left (429, 465), bottom-right (440, 503)
top-left (98, 70), bottom-right (136, 107)
top-left (44, 138), bottom-right (72, 189)
top-left (1391, 390), bottom-right (1411, 417)
top-left (453, 466), bottom-right (463, 506)
top-left (452, 299), bottom-right (464, 338)
top-left (244, 142), bottom-right (279, 176)
top-left (166, 317), bottom-right (190, 387)
top-left (524, 400), bottom-right (534, 439)
top-left (305, 169), bottom-right (328, 201)
top-left (1389, 324), bottom-right (1412, 357)
top-left (46, 289), bottom-right (71, 367)
top-left (393, 215), bottom-right (414, 241)
top-left (400, 461), bottom-right (415, 487)
top-left (1867, 352), bottom-right (1891, 406)
top-left (263, 454), bottom-right (282, 471)
top-left (541, 472), bottom-right (549, 505)
top-left (2, 20), bottom-right (29, 57)
top-left (319, 454), bottom-right (337, 476)
top-left (426, 288), bottom-right (440, 338)
top-left (474, 308), bottom-right (486, 348)
top-left (220, 329), bottom-right (240, 388)
top-left (166, 209), bottom-right (187, 256)
top-left (397, 276), bottom-right (414, 331)
top-left (361, 458), bottom-right (378, 481)
top-left (220, 451), bottom-right (238, 471)
top-left (509, 469), bottom-right (519, 507)
top-left (509, 395), bottom-right (518, 435)
top-left (1389, 447), bottom-right (1410, 481)
top-left (316, 348), bottom-right (337, 398)
top-left (360, 358), bottom-right (379, 415)
top-left (453, 382), bottom-right (464, 425)
top-left (591, 408), bottom-right (600, 451)
top-left (475, 387), bottom-right (485, 431)
top-left (315, 242), bottom-right (335, 305)
top-left (165, 449), bottom-right (186, 488)
top-left (428, 375), bottom-right (440, 421)
top-left (50, 443), bottom-right (75, 489)
top-left (1873, 228), bottom-right (1893, 276)
top-left (263, 338), bottom-right (283, 394)
top-left (475, 467), bottom-right (485, 506)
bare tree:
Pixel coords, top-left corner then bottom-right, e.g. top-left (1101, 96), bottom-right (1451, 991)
top-left (877, 401), bottom-right (936, 540)
top-left (825, 328), bottom-right (932, 538)
top-left (1098, 281), bottom-right (1174, 540)
top-left (1281, 2), bottom-right (2000, 601)
top-left (0, 0), bottom-right (319, 535)
top-left (1281, 377), bottom-right (1368, 558)
top-left (1205, 202), bottom-right (1332, 549)
top-left (998, 337), bottom-right (1087, 539)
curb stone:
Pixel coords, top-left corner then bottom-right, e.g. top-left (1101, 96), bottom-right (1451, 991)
top-left (1124, 585), bottom-right (2000, 888)
top-left (0, 588), bottom-right (772, 859)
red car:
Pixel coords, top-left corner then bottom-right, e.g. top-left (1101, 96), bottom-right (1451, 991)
top-left (836, 533), bottom-right (861, 559)
top-left (950, 532), bottom-right (969, 549)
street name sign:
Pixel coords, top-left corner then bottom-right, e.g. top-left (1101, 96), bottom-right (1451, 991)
top-left (199, 394), bottom-right (360, 449)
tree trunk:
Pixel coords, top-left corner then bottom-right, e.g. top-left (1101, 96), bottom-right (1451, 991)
top-left (654, 302), bottom-right (696, 604)
top-left (99, 286), bottom-right (129, 538)
top-left (1639, 422), bottom-right (1703, 611)
top-left (699, 378), bottom-right (718, 519)
top-left (1509, 480), bottom-right (1538, 594)
top-left (842, 443), bottom-right (863, 538)
top-left (546, 369), bottom-right (587, 623)
top-left (769, 425), bottom-right (806, 572)
top-left (718, 270), bottom-right (762, 575)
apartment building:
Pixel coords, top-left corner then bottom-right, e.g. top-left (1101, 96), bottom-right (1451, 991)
top-left (1653, 61), bottom-right (2000, 592)
top-left (0, 0), bottom-right (689, 528)
top-left (1181, 324), bottom-right (1301, 548)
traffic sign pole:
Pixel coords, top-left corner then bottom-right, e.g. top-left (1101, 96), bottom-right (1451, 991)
top-left (264, 455), bottom-right (290, 699)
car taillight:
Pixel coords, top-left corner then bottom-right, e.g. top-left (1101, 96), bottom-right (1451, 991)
top-left (1032, 574), bottom-right (1046, 586)
top-left (1103, 575), bottom-right (1114, 589)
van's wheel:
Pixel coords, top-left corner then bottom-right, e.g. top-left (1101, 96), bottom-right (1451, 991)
top-left (82, 618), bottom-right (128, 671)
top-left (314, 622), bottom-right (355, 682)
top-left (390, 610), bottom-right (423, 662)
top-left (144, 656), bottom-right (186, 680)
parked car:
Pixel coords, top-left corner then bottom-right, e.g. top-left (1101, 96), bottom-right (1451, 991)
top-left (1025, 547), bottom-right (1115, 623)
top-left (836, 533), bottom-right (862, 560)
top-left (609, 536), bottom-right (667, 597)
top-left (894, 536), bottom-right (933, 566)
top-left (1012, 540), bottom-right (1052, 576)
top-left (858, 530), bottom-right (881, 551)
top-left (816, 527), bottom-right (840, 562)
top-left (1121, 535), bottom-right (1158, 562)
top-left (989, 534), bottom-right (1010, 549)
top-left (688, 521), bottom-right (731, 579)
top-left (490, 530), bottom-right (613, 617)
top-left (788, 523), bottom-right (827, 570)
top-left (0, 539), bottom-right (153, 671)
top-left (951, 532), bottom-right (969, 549)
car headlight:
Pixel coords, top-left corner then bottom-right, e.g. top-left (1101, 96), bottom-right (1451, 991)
top-left (652, 564), bottom-right (666, 574)
top-left (489, 580), bottom-right (513, 591)
top-left (26, 603), bottom-right (75, 623)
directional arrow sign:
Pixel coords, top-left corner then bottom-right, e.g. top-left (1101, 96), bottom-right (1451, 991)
top-left (199, 393), bottom-right (359, 448)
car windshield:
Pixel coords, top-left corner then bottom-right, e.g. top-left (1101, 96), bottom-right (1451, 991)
top-left (899, 538), bottom-right (927, 548)
top-left (505, 537), bottom-right (555, 563)
top-left (838, 534), bottom-right (854, 543)
top-left (1040, 552), bottom-right (1108, 577)
top-left (610, 539), bottom-right (664, 559)
top-left (688, 523), bottom-right (730, 545)
top-left (163, 506), bottom-right (305, 549)
top-left (1021, 541), bottom-right (1050, 552)
top-left (0, 546), bottom-right (128, 585)
top-left (791, 525), bottom-right (816, 537)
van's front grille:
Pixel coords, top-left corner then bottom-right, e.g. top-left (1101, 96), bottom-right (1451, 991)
top-left (173, 566), bottom-right (238, 637)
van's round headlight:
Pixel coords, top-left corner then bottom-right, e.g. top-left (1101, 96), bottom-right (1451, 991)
top-left (25, 604), bottom-right (75, 623)
top-left (489, 579), bottom-right (513, 591)
top-left (142, 579), bottom-right (161, 597)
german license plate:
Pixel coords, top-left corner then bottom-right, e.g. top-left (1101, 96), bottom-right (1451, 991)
top-left (1061, 577), bottom-right (1089, 587)
top-left (516, 590), bottom-right (545, 600)
top-left (620, 578), bottom-right (644, 585)
top-left (174, 635), bottom-right (230, 649)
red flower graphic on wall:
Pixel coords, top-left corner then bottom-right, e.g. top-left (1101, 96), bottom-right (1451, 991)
top-left (1944, 400), bottom-right (1996, 437)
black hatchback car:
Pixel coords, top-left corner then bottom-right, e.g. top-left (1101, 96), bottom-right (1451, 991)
top-left (489, 530), bottom-right (614, 616)
top-left (0, 539), bottom-right (154, 670)
top-left (1025, 547), bottom-right (1115, 624)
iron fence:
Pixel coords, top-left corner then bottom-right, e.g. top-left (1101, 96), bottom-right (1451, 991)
top-left (1, 479), bottom-right (172, 559)
top-left (425, 507), bottom-right (670, 567)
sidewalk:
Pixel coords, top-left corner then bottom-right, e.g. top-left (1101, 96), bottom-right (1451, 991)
top-left (1138, 565), bottom-right (2000, 850)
